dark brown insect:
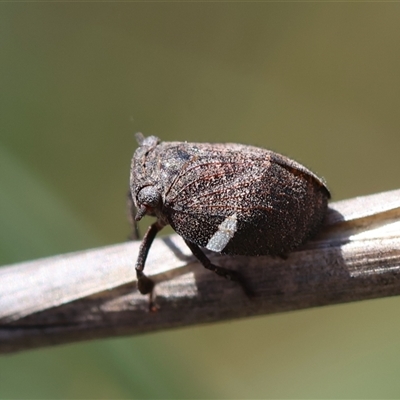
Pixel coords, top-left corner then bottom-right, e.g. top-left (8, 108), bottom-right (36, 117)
top-left (129, 133), bottom-right (330, 300)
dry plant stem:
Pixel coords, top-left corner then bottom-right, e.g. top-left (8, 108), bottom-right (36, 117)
top-left (1, 189), bottom-right (400, 354)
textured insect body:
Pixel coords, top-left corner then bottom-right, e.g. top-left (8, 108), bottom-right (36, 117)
top-left (130, 133), bottom-right (330, 299)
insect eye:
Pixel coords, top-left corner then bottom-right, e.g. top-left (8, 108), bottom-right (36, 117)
top-left (137, 186), bottom-right (161, 208)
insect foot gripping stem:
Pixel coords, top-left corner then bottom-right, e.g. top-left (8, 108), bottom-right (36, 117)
top-left (134, 221), bottom-right (163, 310)
top-left (129, 134), bottom-right (330, 306)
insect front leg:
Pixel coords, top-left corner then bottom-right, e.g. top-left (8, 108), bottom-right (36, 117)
top-left (136, 221), bottom-right (164, 304)
top-left (184, 240), bottom-right (254, 297)
top-left (127, 190), bottom-right (140, 240)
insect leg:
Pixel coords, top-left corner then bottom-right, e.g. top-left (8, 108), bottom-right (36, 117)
top-left (135, 221), bottom-right (164, 297)
top-left (184, 239), bottom-right (254, 297)
top-left (127, 190), bottom-right (140, 240)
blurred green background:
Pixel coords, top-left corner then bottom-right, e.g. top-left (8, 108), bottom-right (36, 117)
top-left (1, 3), bottom-right (400, 399)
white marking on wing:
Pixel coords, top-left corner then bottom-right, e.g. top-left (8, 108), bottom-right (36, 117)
top-left (206, 213), bottom-right (238, 252)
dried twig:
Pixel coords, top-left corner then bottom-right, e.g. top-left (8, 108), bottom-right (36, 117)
top-left (1, 189), bottom-right (400, 354)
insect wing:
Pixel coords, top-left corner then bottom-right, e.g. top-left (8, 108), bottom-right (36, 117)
top-left (162, 149), bottom-right (271, 254)
top-left (162, 145), bottom-right (328, 256)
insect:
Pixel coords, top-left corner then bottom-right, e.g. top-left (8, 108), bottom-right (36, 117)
top-left (129, 133), bottom-right (330, 300)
